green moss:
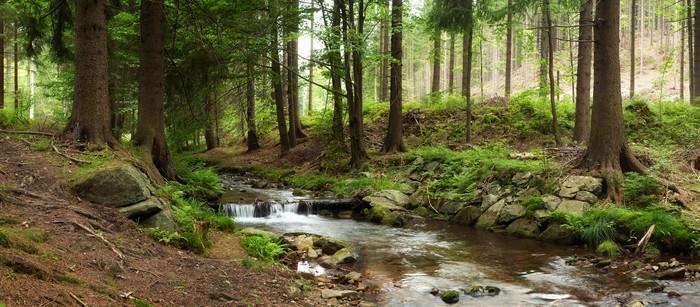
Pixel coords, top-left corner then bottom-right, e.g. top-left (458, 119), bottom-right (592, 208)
top-left (0, 230), bottom-right (9, 248)
top-left (413, 207), bottom-right (429, 217)
top-left (240, 257), bottom-right (265, 270)
top-left (30, 138), bottom-right (52, 151)
top-left (440, 290), bottom-right (460, 304)
top-left (365, 205), bottom-right (397, 225)
top-left (20, 228), bottom-right (48, 243)
top-left (523, 196), bottom-right (545, 218)
top-left (0, 216), bottom-right (18, 225)
top-left (623, 173), bottom-right (663, 207)
top-left (596, 240), bottom-right (620, 258)
top-left (56, 273), bottom-right (83, 285)
top-left (132, 298), bottom-right (154, 307)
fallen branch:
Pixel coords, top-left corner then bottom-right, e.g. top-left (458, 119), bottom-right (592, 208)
top-left (51, 142), bottom-right (90, 164)
top-left (425, 185), bottom-right (440, 215)
top-left (634, 224), bottom-right (656, 256)
top-left (72, 220), bottom-right (124, 260)
top-left (0, 129), bottom-right (55, 137)
top-left (68, 292), bottom-right (87, 307)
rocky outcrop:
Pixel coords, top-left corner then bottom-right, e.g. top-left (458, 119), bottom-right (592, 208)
top-left (72, 163), bottom-right (176, 230)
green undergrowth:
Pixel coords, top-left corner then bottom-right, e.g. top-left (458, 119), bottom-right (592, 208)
top-left (555, 205), bottom-right (700, 253)
top-left (408, 143), bottom-right (554, 202)
top-left (172, 153), bottom-right (224, 200)
top-left (239, 234), bottom-right (286, 262)
top-left (0, 226), bottom-right (51, 256)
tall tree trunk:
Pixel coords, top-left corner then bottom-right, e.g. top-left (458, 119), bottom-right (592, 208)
top-left (538, 13), bottom-right (548, 97)
top-left (543, 0), bottom-right (561, 146)
top-left (431, 32), bottom-right (441, 95)
top-left (204, 92), bottom-right (218, 150)
top-left (286, 0), bottom-right (307, 146)
top-left (246, 63), bottom-right (260, 151)
top-left (66, 0), bottom-right (114, 147)
top-left (308, 2), bottom-right (314, 115)
top-left (328, 0), bottom-right (345, 145)
top-left (379, 5), bottom-right (390, 102)
top-left (505, 0), bottom-right (513, 98)
top-left (0, 18), bottom-right (3, 110)
top-left (271, 5), bottom-right (290, 155)
top-left (630, 0), bottom-right (636, 98)
top-left (348, 0), bottom-right (368, 167)
top-left (574, 0), bottom-right (593, 143)
top-left (688, 0), bottom-right (694, 101)
top-left (463, 1), bottom-right (474, 143)
top-left (584, 0), bottom-right (645, 203)
top-left (693, 0), bottom-right (700, 105)
top-left (13, 24), bottom-right (18, 113)
top-left (382, 0), bottom-right (406, 153)
top-left (448, 33), bottom-right (455, 94)
top-left (134, 0), bottom-right (175, 179)
top-left (681, 16), bottom-right (686, 101)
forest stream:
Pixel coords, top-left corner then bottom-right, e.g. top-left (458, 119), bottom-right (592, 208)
top-left (219, 174), bottom-right (700, 306)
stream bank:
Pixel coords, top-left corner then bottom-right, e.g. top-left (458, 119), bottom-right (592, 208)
top-left (219, 173), bottom-right (700, 306)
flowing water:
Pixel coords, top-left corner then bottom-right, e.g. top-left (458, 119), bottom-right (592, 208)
top-left (219, 174), bottom-right (700, 306)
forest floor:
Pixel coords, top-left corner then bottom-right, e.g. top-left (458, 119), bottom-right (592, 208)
top-left (0, 135), bottom-right (337, 306)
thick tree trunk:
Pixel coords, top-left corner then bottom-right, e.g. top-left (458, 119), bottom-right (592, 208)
top-left (246, 63), bottom-right (260, 151)
top-left (584, 0), bottom-right (645, 203)
top-left (308, 4), bottom-right (314, 115)
top-left (538, 14), bottom-right (548, 97)
top-left (574, 0), bottom-right (593, 143)
top-left (13, 25), bottom-right (18, 113)
top-left (271, 8), bottom-right (290, 155)
top-left (693, 0), bottom-right (700, 105)
top-left (505, 0), bottom-right (513, 98)
top-left (382, 0), bottom-right (406, 153)
top-left (66, 0), bottom-right (114, 147)
top-left (431, 32), bottom-right (441, 95)
top-left (463, 1), bottom-right (474, 143)
top-left (543, 0), bottom-right (561, 146)
top-left (204, 94), bottom-right (218, 150)
top-left (448, 33), bottom-right (455, 94)
top-left (134, 0), bottom-right (175, 179)
top-left (682, 18), bottom-right (686, 101)
top-left (350, 0), bottom-right (367, 166)
top-left (630, 0), bottom-right (636, 98)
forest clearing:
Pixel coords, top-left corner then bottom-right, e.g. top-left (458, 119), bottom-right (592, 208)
top-left (1, 0), bottom-right (700, 306)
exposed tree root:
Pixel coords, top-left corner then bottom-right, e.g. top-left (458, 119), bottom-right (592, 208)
top-left (71, 220), bottom-right (124, 260)
top-left (51, 142), bottom-right (90, 164)
top-left (0, 129), bottom-right (55, 137)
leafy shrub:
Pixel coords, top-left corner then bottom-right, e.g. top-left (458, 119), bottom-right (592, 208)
top-left (623, 173), bottom-right (663, 207)
top-left (240, 235), bottom-right (286, 262)
top-left (596, 240), bottom-right (620, 258)
top-left (172, 154), bottom-right (223, 200)
top-left (523, 196), bottom-right (545, 217)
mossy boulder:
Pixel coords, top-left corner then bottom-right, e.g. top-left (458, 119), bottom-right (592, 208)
top-left (328, 247), bottom-right (358, 265)
top-left (497, 204), bottom-right (526, 224)
top-left (538, 222), bottom-right (575, 245)
top-left (505, 218), bottom-right (540, 238)
top-left (314, 236), bottom-right (349, 255)
top-left (72, 163), bottom-right (153, 207)
top-left (440, 290), bottom-right (460, 304)
top-left (363, 190), bottom-right (410, 209)
top-left (555, 200), bottom-right (590, 216)
top-left (475, 199), bottom-right (505, 229)
top-left (452, 206), bottom-right (481, 226)
top-left (238, 227), bottom-right (282, 241)
top-left (118, 197), bottom-right (164, 218)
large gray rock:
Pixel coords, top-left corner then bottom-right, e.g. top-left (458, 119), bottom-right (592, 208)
top-left (321, 289), bottom-right (358, 299)
top-left (506, 218), bottom-right (540, 238)
top-left (119, 197), bottom-right (163, 218)
top-left (556, 200), bottom-right (590, 216)
top-left (439, 201), bottom-right (464, 215)
top-left (328, 247), bottom-right (358, 265)
top-left (497, 204), bottom-right (526, 224)
top-left (559, 176), bottom-right (603, 198)
top-left (314, 237), bottom-right (350, 255)
top-left (73, 164), bottom-right (153, 207)
top-left (363, 190), bottom-right (410, 210)
top-left (476, 199), bottom-right (505, 229)
top-left (452, 206), bottom-right (482, 226)
top-left (512, 172), bottom-right (533, 186)
top-left (480, 194), bottom-right (500, 212)
top-left (542, 195), bottom-right (562, 211)
top-left (141, 206), bottom-right (177, 231)
top-left (539, 222), bottom-right (576, 244)
top-left (575, 191), bottom-right (598, 204)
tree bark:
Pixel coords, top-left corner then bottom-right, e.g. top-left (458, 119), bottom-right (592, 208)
top-left (463, 1), bottom-right (474, 143)
top-left (66, 0), bottom-right (114, 147)
top-left (574, 0), bottom-right (593, 143)
top-left (538, 13), bottom-right (548, 97)
top-left (431, 32), bottom-right (441, 95)
top-left (134, 0), bottom-right (175, 179)
top-left (543, 0), bottom-right (561, 146)
top-left (13, 24), bottom-right (18, 113)
top-left (0, 18), bottom-right (3, 110)
top-left (382, 0), bottom-right (406, 153)
top-left (630, 0), bottom-right (636, 98)
top-left (246, 63), bottom-right (260, 151)
top-left (308, 3), bottom-right (314, 115)
top-left (448, 33), bottom-right (455, 94)
top-left (505, 0), bottom-right (513, 98)
top-left (328, 0), bottom-right (345, 145)
top-left (693, 0), bottom-right (700, 105)
top-left (271, 4), bottom-right (290, 155)
top-left (688, 0), bottom-right (694, 102)
top-left (681, 16), bottom-right (686, 102)
top-left (204, 93), bottom-right (218, 150)
top-left (286, 0), bottom-right (307, 146)
top-left (584, 0), bottom-right (645, 203)
top-left (379, 5), bottom-right (390, 102)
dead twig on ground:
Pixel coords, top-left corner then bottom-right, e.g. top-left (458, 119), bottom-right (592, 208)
top-left (51, 142), bottom-right (90, 164)
top-left (72, 220), bottom-right (124, 260)
top-left (0, 129), bottom-right (55, 137)
top-left (634, 225), bottom-right (656, 256)
top-left (68, 292), bottom-right (88, 307)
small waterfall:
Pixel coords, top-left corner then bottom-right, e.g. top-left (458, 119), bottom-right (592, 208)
top-left (223, 201), bottom-right (302, 218)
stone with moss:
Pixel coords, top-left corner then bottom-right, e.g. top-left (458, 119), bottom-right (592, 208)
top-left (497, 204), bottom-right (526, 224)
top-left (328, 247), bottom-right (358, 266)
top-left (506, 218), bottom-right (541, 238)
top-left (440, 290), bottom-right (460, 304)
top-left (72, 163), bottom-right (154, 207)
top-left (412, 206), bottom-right (430, 217)
top-left (476, 200), bottom-right (505, 229)
top-left (313, 236), bottom-right (349, 255)
top-left (452, 206), bottom-right (481, 226)
top-left (238, 227), bottom-right (282, 241)
top-left (539, 222), bottom-right (575, 245)
top-left (555, 200), bottom-right (590, 216)
top-left (363, 190), bottom-right (410, 209)
top-left (596, 240), bottom-right (619, 258)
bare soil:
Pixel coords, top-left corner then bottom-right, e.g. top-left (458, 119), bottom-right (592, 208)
top-left (0, 135), bottom-right (338, 306)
